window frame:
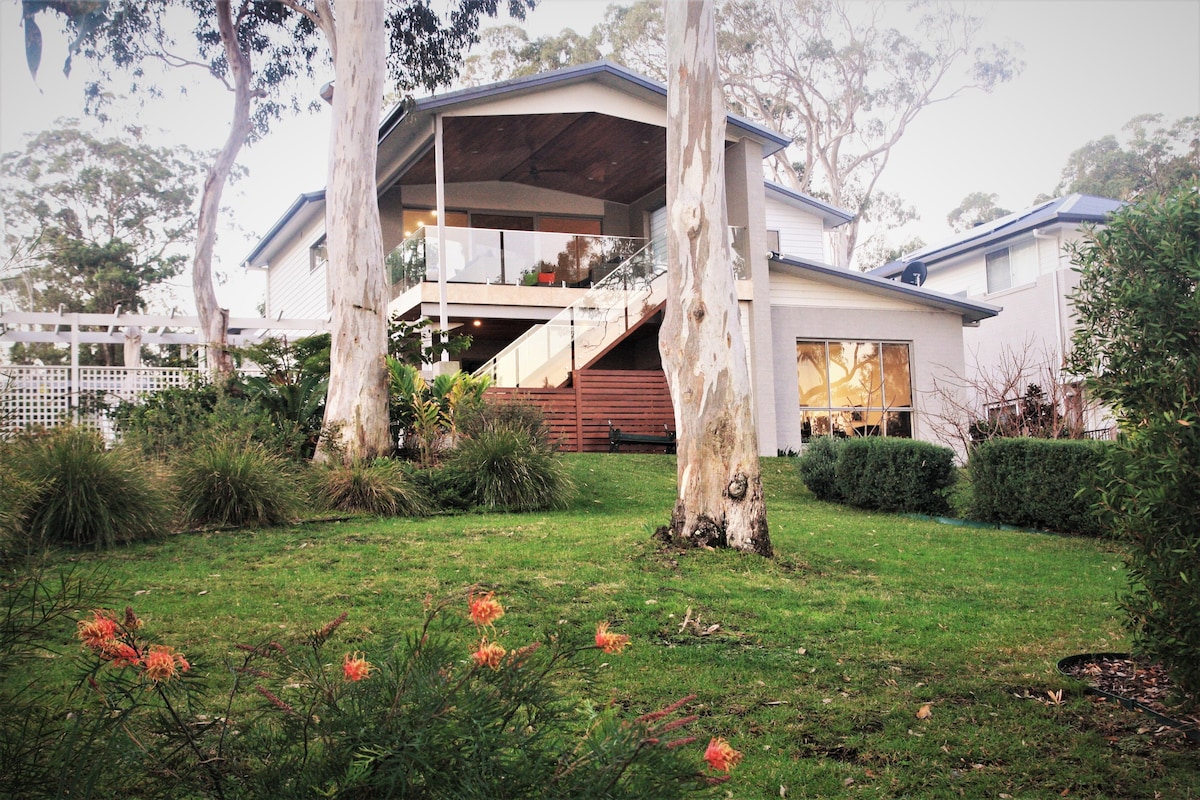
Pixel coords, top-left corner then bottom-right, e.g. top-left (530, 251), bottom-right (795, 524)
top-left (796, 338), bottom-right (915, 442)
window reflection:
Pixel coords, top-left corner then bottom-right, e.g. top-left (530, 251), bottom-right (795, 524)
top-left (796, 340), bottom-right (913, 441)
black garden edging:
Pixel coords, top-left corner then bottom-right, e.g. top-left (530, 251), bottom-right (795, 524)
top-left (1057, 653), bottom-right (1200, 742)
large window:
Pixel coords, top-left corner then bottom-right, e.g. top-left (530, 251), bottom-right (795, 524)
top-left (984, 240), bottom-right (1038, 293)
top-left (797, 340), bottom-right (913, 441)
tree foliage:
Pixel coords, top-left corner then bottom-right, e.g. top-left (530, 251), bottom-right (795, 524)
top-left (1, 122), bottom-right (207, 364)
top-left (463, 0), bottom-right (1021, 268)
top-left (1054, 114), bottom-right (1199, 201)
top-left (946, 191), bottom-right (1012, 232)
top-left (1068, 186), bottom-right (1200, 702)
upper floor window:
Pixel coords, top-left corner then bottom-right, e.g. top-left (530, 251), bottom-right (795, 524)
top-left (985, 240), bottom-right (1038, 293)
top-left (309, 236), bottom-right (327, 273)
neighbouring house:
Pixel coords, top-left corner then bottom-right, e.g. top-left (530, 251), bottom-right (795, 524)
top-left (244, 60), bottom-right (998, 456)
top-left (869, 194), bottom-right (1123, 438)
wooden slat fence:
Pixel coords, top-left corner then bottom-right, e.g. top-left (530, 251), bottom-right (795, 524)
top-left (487, 369), bottom-right (675, 452)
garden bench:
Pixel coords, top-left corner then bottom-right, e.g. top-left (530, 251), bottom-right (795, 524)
top-left (607, 420), bottom-right (676, 453)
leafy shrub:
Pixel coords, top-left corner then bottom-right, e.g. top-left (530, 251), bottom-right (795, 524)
top-left (795, 436), bottom-right (845, 502)
top-left (310, 458), bottom-right (430, 517)
top-left (404, 462), bottom-right (475, 513)
top-left (835, 438), bottom-right (957, 515)
top-left (0, 563), bottom-right (119, 799)
top-left (968, 437), bottom-right (1107, 535)
top-left (6, 427), bottom-right (173, 552)
top-left (388, 360), bottom-right (490, 466)
top-left (52, 592), bottom-right (737, 798)
top-left (174, 438), bottom-right (306, 528)
top-left (1069, 186), bottom-right (1200, 702)
top-left (114, 380), bottom-right (298, 460)
top-left (449, 425), bottom-right (574, 512)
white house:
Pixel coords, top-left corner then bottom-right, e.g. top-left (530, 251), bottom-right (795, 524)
top-left (244, 61), bottom-right (998, 456)
top-left (870, 194), bottom-right (1123, 436)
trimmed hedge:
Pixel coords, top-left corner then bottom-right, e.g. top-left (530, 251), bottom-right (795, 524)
top-left (836, 438), bottom-right (956, 514)
top-left (797, 437), bottom-right (956, 514)
top-left (968, 437), bottom-right (1108, 536)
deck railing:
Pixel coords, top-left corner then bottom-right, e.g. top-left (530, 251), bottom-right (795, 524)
top-left (387, 227), bottom-right (649, 293)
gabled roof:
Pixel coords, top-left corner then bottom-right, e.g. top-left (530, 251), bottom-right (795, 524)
top-left (378, 60), bottom-right (791, 157)
top-left (243, 191), bottom-right (325, 269)
top-left (869, 194), bottom-right (1124, 278)
top-left (764, 181), bottom-right (853, 228)
top-left (771, 253), bottom-right (1000, 325)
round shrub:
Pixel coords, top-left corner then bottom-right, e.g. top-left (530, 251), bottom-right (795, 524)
top-left (8, 427), bottom-right (173, 551)
top-left (175, 438), bottom-right (306, 528)
top-left (449, 426), bottom-right (574, 512)
top-left (311, 458), bottom-right (430, 517)
top-left (795, 436), bottom-right (845, 502)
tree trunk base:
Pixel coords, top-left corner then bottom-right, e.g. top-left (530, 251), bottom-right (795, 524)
top-left (653, 504), bottom-right (773, 557)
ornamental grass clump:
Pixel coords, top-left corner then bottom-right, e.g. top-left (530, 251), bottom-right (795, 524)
top-left (450, 424), bottom-right (575, 512)
top-left (53, 588), bottom-right (740, 799)
top-left (310, 457), bottom-right (430, 517)
top-left (174, 437), bottom-right (306, 528)
top-left (5, 426), bottom-right (172, 552)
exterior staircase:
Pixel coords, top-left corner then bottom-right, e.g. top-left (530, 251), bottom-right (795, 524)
top-left (473, 237), bottom-right (668, 388)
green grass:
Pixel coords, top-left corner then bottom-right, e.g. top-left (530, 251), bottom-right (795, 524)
top-left (16, 455), bottom-right (1198, 799)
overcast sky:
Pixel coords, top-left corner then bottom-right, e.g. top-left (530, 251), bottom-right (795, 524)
top-left (2, 0), bottom-right (1198, 315)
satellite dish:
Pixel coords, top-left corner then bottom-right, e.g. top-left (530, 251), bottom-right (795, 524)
top-left (900, 260), bottom-right (927, 287)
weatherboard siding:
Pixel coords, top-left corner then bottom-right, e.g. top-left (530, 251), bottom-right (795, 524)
top-left (764, 196), bottom-right (826, 261)
top-left (769, 272), bottom-right (921, 312)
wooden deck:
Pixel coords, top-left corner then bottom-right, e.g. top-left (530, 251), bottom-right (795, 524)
top-left (486, 369), bottom-right (675, 452)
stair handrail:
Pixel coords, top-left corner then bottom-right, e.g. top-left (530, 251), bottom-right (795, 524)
top-left (472, 236), bottom-right (668, 387)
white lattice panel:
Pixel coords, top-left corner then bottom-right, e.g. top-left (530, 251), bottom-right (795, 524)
top-left (1, 366), bottom-right (201, 440)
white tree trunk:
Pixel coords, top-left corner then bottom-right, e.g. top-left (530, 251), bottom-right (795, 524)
top-left (660, 0), bottom-right (771, 556)
top-left (193, 0), bottom-right (250, 380)
top-left (315, 0), bottom-right (391, 463)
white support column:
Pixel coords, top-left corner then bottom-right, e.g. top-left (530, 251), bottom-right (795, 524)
top-left (435, 114), bottom-right (450, 371)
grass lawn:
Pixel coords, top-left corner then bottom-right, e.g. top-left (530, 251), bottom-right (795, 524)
top-left (20, 454), bottom-right (1199, 798)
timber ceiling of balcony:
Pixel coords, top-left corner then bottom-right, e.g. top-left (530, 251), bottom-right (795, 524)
top-left (399, 113), bottom-right (667, 205)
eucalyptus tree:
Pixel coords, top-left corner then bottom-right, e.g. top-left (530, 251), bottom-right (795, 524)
top-left (661, 0), bottom-right (770, 556)
top-left (1, 122), bottom-right (207, 364)
top-left (464, 0), bottom-right (1021, 268)
top-left (1053, 114), bottom-right (1200, 201)
top-left (22, 0), bottom-right (534, 461)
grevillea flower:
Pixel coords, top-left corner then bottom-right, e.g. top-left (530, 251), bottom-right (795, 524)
top-left (468, 590), bottom-right (504, 627)
top-left (342, 652), bottom-right (373, 682)
top-left (142, 645), bottom-right (190, 683)
top-left (594, 622), bottom-right (631, 655)
top-left (703, 737), bottom-right (743, 772)
top-left (471, 639), bottom-right (507, 670)
top-left (77, 610), bottom-right (120, 653)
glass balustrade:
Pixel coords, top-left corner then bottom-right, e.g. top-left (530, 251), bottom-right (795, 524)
top-left (387, 226), bottom-right (650, 291)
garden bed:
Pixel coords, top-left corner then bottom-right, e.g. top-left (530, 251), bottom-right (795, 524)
top-left (1058, 653), bottom-right (1200, 741)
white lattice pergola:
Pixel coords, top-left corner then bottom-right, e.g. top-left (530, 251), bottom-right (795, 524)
top-left (1, 310), bottom-right (329, 437)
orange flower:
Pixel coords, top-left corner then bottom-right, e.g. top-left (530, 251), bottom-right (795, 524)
top-left (594, 622), bottom-right (631, 655)
top-left (342, 652), bottom-right (373, 682)
top-left (471, 639), bottom-right (507, 670)
top-left (77, 610), bottom-right (119, 652)
top-left (703, 737), bottom-right (743, 772)
top-left (468, 590), bottom-right (504, 628)
top-left (142, 645), bottom-right (189, 683)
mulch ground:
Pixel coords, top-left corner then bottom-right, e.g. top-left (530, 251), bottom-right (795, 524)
top-left (1062, 654), bottom-right (1199, 739)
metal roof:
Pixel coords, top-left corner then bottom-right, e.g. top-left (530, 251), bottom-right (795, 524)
top-left (869, 194), bottom-right (1124, 278)
top-left (242, 191), bottom-right (325, 269)
top-left (378, 59), bottom-right (792, 156)
top-left (771, 253), bottom-right (1000, 325)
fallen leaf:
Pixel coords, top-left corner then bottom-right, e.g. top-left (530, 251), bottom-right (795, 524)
top-left (916, 703), bottom-right (933, 720)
